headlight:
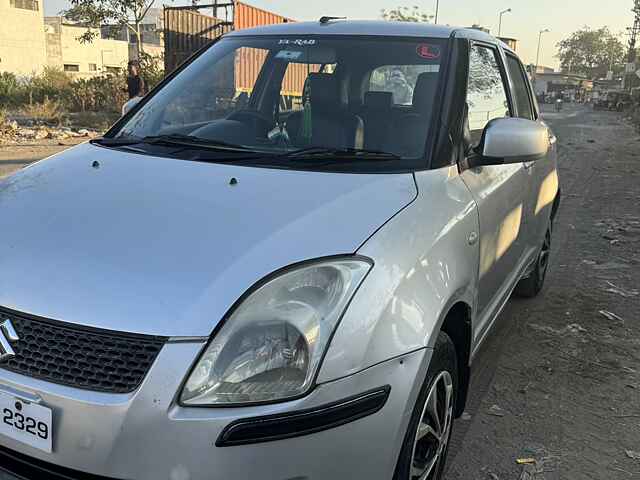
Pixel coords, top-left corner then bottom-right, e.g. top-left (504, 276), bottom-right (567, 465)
top-left (180, 258), bottom-right (371, 406)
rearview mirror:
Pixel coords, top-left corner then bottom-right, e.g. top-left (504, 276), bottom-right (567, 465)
top-left (474, 118), bottom-right (549, 166)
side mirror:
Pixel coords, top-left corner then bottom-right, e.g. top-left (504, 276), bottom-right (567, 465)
top-left (473, 117), bottom-right (549, 167)
top-left (122, 96), bottom-right (143, 116)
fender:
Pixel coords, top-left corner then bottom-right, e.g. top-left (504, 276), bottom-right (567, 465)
top-left (318, 166), bottom-right (480, 383)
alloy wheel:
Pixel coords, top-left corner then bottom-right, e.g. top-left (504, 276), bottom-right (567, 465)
top-left (409, 371), bottom-right (454, 480)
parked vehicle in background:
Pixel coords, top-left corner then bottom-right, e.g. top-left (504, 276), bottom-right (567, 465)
top-left (0, 20), bottom-right (559, 480)
top-left (594, 91), bottom-right (631, 111)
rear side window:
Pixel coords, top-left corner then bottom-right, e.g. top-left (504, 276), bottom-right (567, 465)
top-left (505, 54), bottom-right (535, 120)
top-left (466, 45), bottom-right (511, 140)
top-left (369, 64), bottom-right (440, 105)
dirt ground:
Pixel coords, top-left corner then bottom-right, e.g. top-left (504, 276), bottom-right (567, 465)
top-left (447, 104), bottom-right (640, 479)
top-left (0, 105), bottom-right (638, 479)
top-left (0, 138), bottom-right (86, 177)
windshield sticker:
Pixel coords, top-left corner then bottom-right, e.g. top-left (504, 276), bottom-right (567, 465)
top-left (416, 44), bottom-right (441, 60)
top-left (276, 50), bottom-right (304, 60)
top-left (279, 39), bottom-right (317, 46)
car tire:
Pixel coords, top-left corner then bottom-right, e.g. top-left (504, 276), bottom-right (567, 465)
top-left (514, 225), bottom-right (552, 298)
top-left (393, 332), bottom-right (458, 480)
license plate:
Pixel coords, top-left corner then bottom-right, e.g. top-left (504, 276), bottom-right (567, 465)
top-left (0, 392), bottom-right (52, 453)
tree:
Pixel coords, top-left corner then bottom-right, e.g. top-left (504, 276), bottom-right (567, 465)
top-left (381, 6), bottom-right (433, 23)
top-left (557, 27), bottom-right (625, 79)
top-left (63, 0), bottom-right (158, 57)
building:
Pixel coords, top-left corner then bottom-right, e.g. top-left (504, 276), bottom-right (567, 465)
top-left (44, 18), bottom-right (132, 78)
top-left (532, 72), bottom-right (592, 99)
top-left (0, 0), bottom-right (47, 75)
top-left (497, 36), bottom-right (518, 52)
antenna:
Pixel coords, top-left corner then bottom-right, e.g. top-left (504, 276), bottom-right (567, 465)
top-left (319, 16), bottom-right (346, 24)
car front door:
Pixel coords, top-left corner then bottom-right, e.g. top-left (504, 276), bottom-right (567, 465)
top-left (459, 43), bottom-right (531, 343)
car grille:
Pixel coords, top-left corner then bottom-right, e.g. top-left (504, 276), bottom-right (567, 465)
top-left (0, 308), bottom-right (166, 394)
top-left (0, 444), bottom-right (123, 480)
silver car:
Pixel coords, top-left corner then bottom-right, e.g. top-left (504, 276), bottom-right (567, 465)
top-left (0, 21), bottom-right (559, 480)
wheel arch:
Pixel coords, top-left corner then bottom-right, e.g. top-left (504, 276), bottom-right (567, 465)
top-left (440, 301), bottom-right (472, 417)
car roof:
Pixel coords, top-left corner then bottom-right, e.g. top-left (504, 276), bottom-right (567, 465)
top-left (228, 20), bottom-right (503, 46)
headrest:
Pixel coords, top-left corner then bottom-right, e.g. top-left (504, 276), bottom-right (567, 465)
top-left (308, 73), bottom-right (339, 112)
top-left (364, 91), bottom-right (394, 110)
top-left (413, 73), bottom-right (439, 112)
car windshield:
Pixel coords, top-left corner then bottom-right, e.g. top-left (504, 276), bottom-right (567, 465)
top-left (112, 35), bottom-right (447, 166)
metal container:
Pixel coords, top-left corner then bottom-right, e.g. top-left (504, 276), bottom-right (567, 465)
top-left (164, 1), bottom-right (308, 100)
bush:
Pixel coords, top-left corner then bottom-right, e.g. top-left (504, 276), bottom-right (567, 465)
top-left (20, 98), bottom-right (65, 125)
top-left (64, 74), bottom-right (127, 113)
top-left (0, 72), bottom-right (23, 107)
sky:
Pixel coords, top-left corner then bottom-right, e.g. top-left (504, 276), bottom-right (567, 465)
top-left (44, 0), bottom-right (635, 69)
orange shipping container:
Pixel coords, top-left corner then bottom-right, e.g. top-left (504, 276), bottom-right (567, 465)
top-left (164, 2), bottom-right (310, 98)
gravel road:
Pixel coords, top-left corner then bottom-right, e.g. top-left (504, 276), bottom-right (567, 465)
top-left (0, 105), bottom-right (638, 479)
top-left (447, 104), bottom-right (640, 479)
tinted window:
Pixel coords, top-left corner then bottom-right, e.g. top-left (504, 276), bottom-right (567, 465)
top-left (506, 54), bottom-right (534, 120)
top-left (467, 45), bottom-right (511, 141)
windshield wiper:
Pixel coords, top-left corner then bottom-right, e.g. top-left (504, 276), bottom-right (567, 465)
top-left (93, 134), bottom-right (253, 152)
top-left (92, 136), bottom-right (144, 146)
top-left (279, 147), bottom-right (401, 162)
top-left (141, 134), bottom-right (253, 152)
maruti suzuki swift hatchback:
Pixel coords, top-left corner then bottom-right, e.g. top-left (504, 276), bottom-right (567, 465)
top-left (0, 20), bottom-right (559, 480)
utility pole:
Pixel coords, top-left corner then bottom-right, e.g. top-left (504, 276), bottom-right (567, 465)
top-left (624, 0), bottom-right (640, 89)
top-left (498, 8), bottom-right (511, 37)
top-left (535, 29), bottom-right (551, 76)
top-left (628, 0), bottom-right (640, 64)
top-left (434, 0), bottom-right (440, 24)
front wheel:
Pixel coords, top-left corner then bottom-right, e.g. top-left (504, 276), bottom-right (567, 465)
top-left (515, 226), bottom-right (552, 298)
top-left (393, 332), bottom-right (458, 480)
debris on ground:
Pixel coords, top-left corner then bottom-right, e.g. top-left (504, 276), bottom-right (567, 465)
top-left (599, 310), bottom-right (624, 322)
top-left (604, 281), bottom-right (639, 298)
top-left (488, 404), bottom-right (506, 417)
top-left (625, 450), bottom-right (640, 460)
top-left (1, 117), bottom-right (98, 145)
top-left (461, 412), bottom-right (472, 421)
top-left (529, 323), bottom-right (586, 335)
top-left (516, 458), bottom-right (536, 465)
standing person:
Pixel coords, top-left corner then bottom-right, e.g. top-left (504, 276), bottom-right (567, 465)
top-left (126, 60), bottom-right (146, 99)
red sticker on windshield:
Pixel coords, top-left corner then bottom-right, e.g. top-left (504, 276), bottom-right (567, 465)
top-left (417, 44), bottom-right (441, 60)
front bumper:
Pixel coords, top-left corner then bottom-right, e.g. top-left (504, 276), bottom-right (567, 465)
top-left (0, 343), bottom-right (432, 480)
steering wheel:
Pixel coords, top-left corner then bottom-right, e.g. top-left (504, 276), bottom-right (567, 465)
top-left (227, 110), bottom-right (274, 136)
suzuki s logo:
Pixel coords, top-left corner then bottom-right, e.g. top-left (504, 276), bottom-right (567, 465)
top-left (0, 319), bottom-right (19, 361)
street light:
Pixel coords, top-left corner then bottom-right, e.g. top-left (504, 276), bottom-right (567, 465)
top-left (535, 28), bottom-right (551, 77)
top-left (498, 8), bottom-right (511, 37)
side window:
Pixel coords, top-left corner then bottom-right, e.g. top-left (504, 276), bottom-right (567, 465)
top-left (467, 45), bottom-right (511, 142)
top-left (505, 54), bottom-right (535, 120)
top-left (369, 65), bottom-right (440, 105)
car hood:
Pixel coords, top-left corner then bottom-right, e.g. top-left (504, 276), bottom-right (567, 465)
top-left (0, 143), bottom-right (417, 337)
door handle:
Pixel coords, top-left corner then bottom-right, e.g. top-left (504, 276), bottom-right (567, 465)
top-left (468, 231), bottom-right (479, 245)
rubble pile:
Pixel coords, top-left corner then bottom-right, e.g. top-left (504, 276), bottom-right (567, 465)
top-left (0, 119), bottom-right (98, 145)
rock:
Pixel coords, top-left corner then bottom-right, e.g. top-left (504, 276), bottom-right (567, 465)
top-left (78, 129), bottom-right (90, 136)
top-left (17, 128), bottom-right (36, 139)
top-left (625, 450), bottom-right (640, 460)
top-left (488, 404), bottom-right (506, 417)
top-left (34, 129), bottom-right (50, 140)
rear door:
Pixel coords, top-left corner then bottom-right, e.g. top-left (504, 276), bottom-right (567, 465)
top-left (504, 51), bottom-right (558, 259)
top-left (459, 43), bottom-right (530, 342)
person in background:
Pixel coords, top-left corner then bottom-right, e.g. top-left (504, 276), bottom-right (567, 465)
top-left (127, 60), bottom-right (146, 100)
